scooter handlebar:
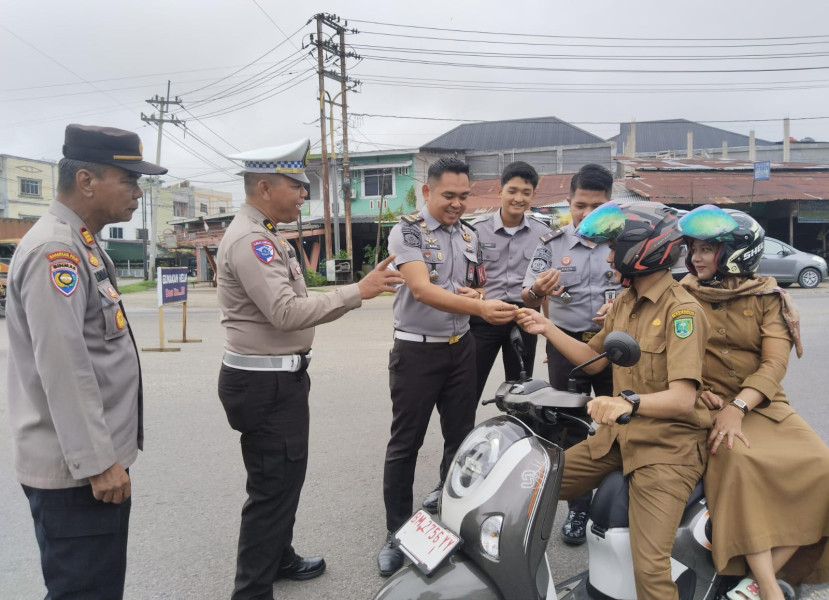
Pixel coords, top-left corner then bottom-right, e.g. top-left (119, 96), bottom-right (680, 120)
top-left (616, 413), bottom-right (632, 425)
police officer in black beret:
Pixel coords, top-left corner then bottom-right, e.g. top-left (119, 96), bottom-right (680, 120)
top-left (6, 124), bottom-right (165, 598)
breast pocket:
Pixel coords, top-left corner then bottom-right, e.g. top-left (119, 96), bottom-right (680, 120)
top-left (98, 284), bottom-right (128, 341)
top-left (482, 249), bottom-right (500, 261)
top-left (639, 336), bottom-right (667, 382)
top-left (560, 272), bottom-right (583, 289)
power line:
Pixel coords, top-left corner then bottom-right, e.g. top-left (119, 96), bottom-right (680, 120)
top-left (360, 53), bottom-right (829, 74)
top-left (350, 19), bottom-right (829, 43)
top-left (358, 28), bottom-right (829, 50)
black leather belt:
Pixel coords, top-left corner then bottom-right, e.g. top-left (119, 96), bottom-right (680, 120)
top-left (559, 328), bottom-right (599, 343)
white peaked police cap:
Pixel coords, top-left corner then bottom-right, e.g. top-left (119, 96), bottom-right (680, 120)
top-left (227, 138), bottom-right (311, 184)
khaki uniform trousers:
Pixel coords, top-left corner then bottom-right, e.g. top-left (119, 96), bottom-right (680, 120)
top-left (560, 440), bottom-right (704, 600)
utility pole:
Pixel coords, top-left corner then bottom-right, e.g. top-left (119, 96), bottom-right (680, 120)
top-left (311, 13), bottom-right (361, 268)
top-left (313, 16), bottom-right (333, 261)
top-left (140, 80), bottom-right (184, 281)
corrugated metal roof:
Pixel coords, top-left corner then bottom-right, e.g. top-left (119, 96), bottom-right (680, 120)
top-left (609, 120), bottom-right (775, 155)
top-left (617, 157), bottom-right (829, 172)
top-left (422, 117), bottom-right (604, 152)
top-left (464, 174), bottom-right (574, 214)
top-left (623, 171), bottom-right (829, 204)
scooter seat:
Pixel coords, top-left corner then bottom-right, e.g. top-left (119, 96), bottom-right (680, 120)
top-left (589, 471), bottom-right (705, 530)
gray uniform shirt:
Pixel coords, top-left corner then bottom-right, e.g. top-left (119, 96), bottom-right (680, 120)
top-left (522, 223), bottom-right (620, 333)
top-left (473, 211), bottom-right (550, 303)
top-left (217, 204), bottom-right (362, 355)
top-left (6, 201), bottom-right (141, 489)
top-left (388, 207), bottom-right (481, 337)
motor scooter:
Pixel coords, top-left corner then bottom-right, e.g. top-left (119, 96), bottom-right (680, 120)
top-left (373, 328), bottom-right (668, 600)
top-left (372, 327), bottom-right (795, 600)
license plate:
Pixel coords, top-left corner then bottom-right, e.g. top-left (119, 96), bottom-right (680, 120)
top-left (393, 510), bottom-right (462, 575)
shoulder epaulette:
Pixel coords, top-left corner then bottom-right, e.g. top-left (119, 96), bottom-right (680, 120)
top-left (400, 212), bottom-right (423, 224)
top-left (539, 229), bottom-right (565, 244)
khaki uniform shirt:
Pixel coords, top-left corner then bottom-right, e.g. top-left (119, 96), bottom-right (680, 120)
top-left (473, 211), bottom-right (549, 303)
top-left (388, 207), bottom-right (481, 336)
top-left (586, 270), bottom-right (712, 474)
top-left (217, 204), bottom-right (362, 355)
top-left (693, 292), bottom-right (794, 422)
top-left (523, 223), bottom-right (620, 332)
top-left (6, 201), bottom-right (142, 489)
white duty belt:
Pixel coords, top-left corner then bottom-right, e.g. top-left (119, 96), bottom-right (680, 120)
top-left (222, 350), bottom-right (312, 372)
top-left (394, 331), bottom-right (467, 345)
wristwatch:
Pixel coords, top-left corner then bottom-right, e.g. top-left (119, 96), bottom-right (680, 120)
top-left (729, 398), bottom-right (749, 415)
top-left (527, 285), bottom-right (545, 301)
top-left (620, 390), bottom-right (640, 415)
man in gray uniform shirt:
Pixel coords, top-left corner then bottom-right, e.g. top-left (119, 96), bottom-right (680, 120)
top-left (521, 163), bottom-right (620, 545)
top-left (469, 161), bottom-right (550, 404)
top-left (217, 139), bottom-right (402, 600)
top-left (6, 124), bottom-right (166, 598)
top-left (377, 157), bottom-right (518, 576)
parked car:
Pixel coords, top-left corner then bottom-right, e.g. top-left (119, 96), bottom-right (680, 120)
top-left (671, 237), bottom-right (828, 288)
top-left (0, 240), bottom-right (19, 318)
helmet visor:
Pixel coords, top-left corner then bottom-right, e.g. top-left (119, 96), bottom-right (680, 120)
top-left (575, 201), bottom-right (626, 244)
top-left (678, 204), bottom-right (739, 241)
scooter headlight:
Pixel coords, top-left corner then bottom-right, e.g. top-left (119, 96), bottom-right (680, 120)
top-left (480, 515), bottom-right (503, 558)
top-left (447, 419), bottom-right (528, 499)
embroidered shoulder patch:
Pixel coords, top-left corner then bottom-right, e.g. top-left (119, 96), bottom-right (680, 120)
top-left (87, 252), bottom-right (100, 267)
top-left (402, 225), bottom-right (422, 248)
top-left (251, 239), bottom-right (275, 264)
top-left (671, 309), bottom-right (695, 319)
top-left (673, 317), bottom-right (694, 339)
top-left (50, 261), bottom-right (79, 296)
top-left (46, 250), bottom-right (80, 264)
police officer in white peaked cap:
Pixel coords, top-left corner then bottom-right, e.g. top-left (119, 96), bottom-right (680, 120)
top-left (216, 138), bottom-right (403, 600)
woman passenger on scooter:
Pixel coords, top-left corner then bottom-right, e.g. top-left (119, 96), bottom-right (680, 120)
top-left (678, 205), bottom-right (829, 600)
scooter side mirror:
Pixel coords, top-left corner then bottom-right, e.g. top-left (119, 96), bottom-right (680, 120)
top-left (509, 325), bottom-right (526, 355)
top-left (602, 331), bottom-right (640, 367)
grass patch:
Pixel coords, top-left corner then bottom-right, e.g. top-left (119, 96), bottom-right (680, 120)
top-left (118, 280), bottom-right (157, 294)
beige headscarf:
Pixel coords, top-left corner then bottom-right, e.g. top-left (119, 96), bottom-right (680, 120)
top-left (680, 274), bottom-right (803, 358)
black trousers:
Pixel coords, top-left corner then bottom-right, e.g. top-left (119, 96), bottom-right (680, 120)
top-left (22, 481), bottom-right (131, 600)
top-left (469, 311), bottom-right (538, 401)
top-left (383, 333), bottom-right (477, 532)
top-left (218, 365), bottom-right (311, 600)
top-left (545, 333), bottom-right (614, 512)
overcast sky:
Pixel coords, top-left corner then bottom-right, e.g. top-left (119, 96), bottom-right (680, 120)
top-left (2, 0), bottom-right (828, 202)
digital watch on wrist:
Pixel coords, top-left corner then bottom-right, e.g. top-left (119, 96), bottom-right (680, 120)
top-left (620, 390), bottom-right (640, 415)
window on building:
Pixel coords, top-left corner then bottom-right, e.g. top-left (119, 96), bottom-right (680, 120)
top-left (135, 228), bottom-right (148, 240)
top-left (19, 178), bottom-right (42, 197)
top-left (396, 166), bottom-right (409, 176)
top-left (109, 227), bottom-right (124, 239)
top-left (219, 207), bottom-right (226, 214)
top-left (200, 203), bottom-right (208, 214)
top-left (173, 202), bottom-right (188, 217)
top-left (363, 169), bottom-right (394, 198)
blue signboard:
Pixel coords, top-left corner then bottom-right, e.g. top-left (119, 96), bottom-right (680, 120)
top-left (754, 161), bottom-right (771, 181)
top-left (157, 267), bottom-right (188, 306)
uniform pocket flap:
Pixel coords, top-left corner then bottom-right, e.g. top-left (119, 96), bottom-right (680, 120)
top-left (285, 436), bottom-right (308, 462)
top-left (97, 283), bottom-right (120, 305)
top-left (41, 505), bottom-right (120, 538)
top-left (638, 337), bottom-right (666, 354)
top-left (482, 249), bottom-right (500, 261)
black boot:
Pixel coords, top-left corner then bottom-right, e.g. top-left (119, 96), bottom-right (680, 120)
top-left (377, 532), bottom-right (404, 577)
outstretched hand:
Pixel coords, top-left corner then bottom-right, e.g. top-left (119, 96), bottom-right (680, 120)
top-left (516, 307), bottom-right (549, 336)
top-left (479, 300), bottom-right (519, 325)
top-left (357, 255), bottom-right (404, 299)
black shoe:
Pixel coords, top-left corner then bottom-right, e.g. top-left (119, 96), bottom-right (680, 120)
top-left (276, 554), bottom-right (326, 581)
top-left (377, 532), bottom-right (404, 577)
top-left (421, 481), bottom-right (444, 514)
top-left (561, 510), bottom-right (588, 545)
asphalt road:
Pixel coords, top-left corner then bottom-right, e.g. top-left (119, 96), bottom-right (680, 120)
top-left (1, 283), bottom-right (828, 599)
